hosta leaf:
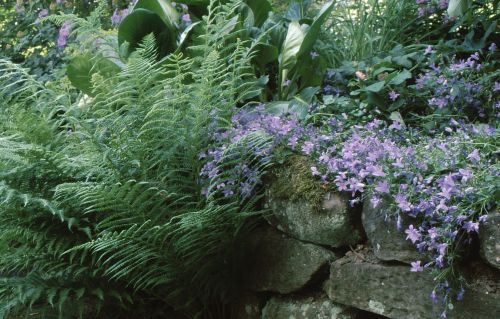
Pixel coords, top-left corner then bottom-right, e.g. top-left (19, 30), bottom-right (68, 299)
top-left (279, 21), bottom-right (305, 76)
top-left (365, 81), bottom-right (385, 93)
top-left (134, 0), bottom-right (179, 31)
top-left (118, 9), bottom-right (176, 57)
top-left (67, 54), bottom-right (121, 96)
top-left (245, 0), bottom-right (271, 26)
top-left (447, 0), bottom-right (468, 18)
top-left (297, 1), bottom-right (335, 57)
top-left (388, 69), bottom-right (412, 85)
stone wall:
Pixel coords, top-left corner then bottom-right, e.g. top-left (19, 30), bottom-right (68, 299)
top-left (234, 182), bottom-right (500, 318)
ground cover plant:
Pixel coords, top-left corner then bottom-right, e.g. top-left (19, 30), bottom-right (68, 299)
top-left (0, 0), bottom-right (498, 318)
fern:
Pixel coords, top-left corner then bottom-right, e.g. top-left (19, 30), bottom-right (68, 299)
top-left (0, 1), bottom-right (267, 318)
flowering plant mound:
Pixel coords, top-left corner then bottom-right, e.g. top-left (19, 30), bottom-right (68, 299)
top-left (201, 104), bottom-right (498, 316)
top-left (414, 48), bottom-right (499, 128)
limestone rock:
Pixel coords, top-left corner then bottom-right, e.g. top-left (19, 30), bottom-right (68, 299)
top-left (262, 293), bottom-right (359, 319)
top-left (479, 210), bottom-right (500, 270)
top-left (266, 191), bottom-right (362, 247)
top-left (241, 225), bottom-right (337, 294)
top-left (324, 252), bottom-right (500, 319)
top-left (362, 197), bottom-right (423, 263)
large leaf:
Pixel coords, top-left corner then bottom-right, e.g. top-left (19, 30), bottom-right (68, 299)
top-left (279, 21), bottom-right (306, 71)
top-left (245, 0), bottom-right (271, 27)
top-left (388, 69), bottom-right (412, 85)
top-left (447, 0), bottom-right (468, 18)
top-left (251, 43), bottom-right (278, 70)
top-left (297, 1), bottom-right (334, 56)
top-left (67, 55), bottom-right (121, 96)
top-left (266, 101), bottom-right (290, 116)
top-left (134, 0), bottom-right (179, 31)
top-left (118, 9), bottom-right (176, 57)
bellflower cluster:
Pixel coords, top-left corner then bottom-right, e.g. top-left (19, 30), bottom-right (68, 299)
top-left (415, 51), bottom-right (498, 122)
top-left (200, 101), bottom-right (497, 314)
top-left (305, 118), bottom-right (497, 312)
top-left (199, 105), bottom-right (306, 200)
top-left (416, 0), bottom-right (450, 19)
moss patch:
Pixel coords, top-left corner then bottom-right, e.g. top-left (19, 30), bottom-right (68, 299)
top-left (267, 155), bottom-right (325, 210)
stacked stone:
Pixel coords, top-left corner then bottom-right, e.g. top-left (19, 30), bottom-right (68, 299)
top-left (234, 176), bottom-right (500, 318)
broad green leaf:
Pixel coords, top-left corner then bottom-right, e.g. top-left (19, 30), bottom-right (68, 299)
top-left (323, 94), bottom-right (335, 105)
top-left (447, 0), bottom-right (468, 17)
top-left (393, 52), bottom-right (417, 68)
top-left (219, 15), bottom-right (239, 37)
top-left (118, 9), bottom-right (176, 57)
top-left (67, 55), bottom-right (120, 96)
top-left (134, 0), bottom-right (178, 31)
top-left (365, 81), bottom-right (385, 93)
top-left (373, 66), bottom-right (395, 76)
top-left (266, 101), bottom-right (290, 116)
top-left (297, 1), bottom-right (335, 56)
top-left (388, 69), bottom-right (412, 85)
top-left (279, 21), bottom-right (305, 71)
top-left (245, 0), bottom-right (271, 26)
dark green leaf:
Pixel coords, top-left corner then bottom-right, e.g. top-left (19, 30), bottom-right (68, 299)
top-left (245, 0), bottom-right (271, 26)
top-left (134, 0), bottom-right (178, 31)
top-left (67, 55), bottom-right (120, 96)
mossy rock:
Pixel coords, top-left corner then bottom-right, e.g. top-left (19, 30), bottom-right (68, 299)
top-left (265, 155), bottom-right (363, 247)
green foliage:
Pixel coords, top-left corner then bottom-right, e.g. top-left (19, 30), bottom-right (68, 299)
top-left (0, 1), bottom-right (271, 318)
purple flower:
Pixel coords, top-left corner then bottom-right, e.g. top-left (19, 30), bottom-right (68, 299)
top-left (371, 196), bottom-right (381, 208)
top-left (458, 169), bottom-right (472, 182)
top-left (424, 45), bottom-right (435, 55)
top-left (457, 288), bottom-right (464, 301)
top-left (223, 188), bottom-right (234, 197)
top-left (326, 69), bottom-right (335, 79)
top-left (438, 0), bottom-right (449, 9)
top-left (489, 43), bottom-right (497, 52)
top-left (389, 121), bottom-right (403, 131)
top-left (430, 290), bottom-right (439, 303)
top-left (38, 9), bottom-right (48, 19)
top-left (180, 3), bottom-right (188, 11)
top-left (57, 22), bottom-right (72, 48)
top-left (283, 79), bottom-right (291, 87)
top-left (311, 166), bottom-right (320, 176)
top-left (310, 51), bottom-right (319, 59)
top-left (301, 141), bottom-right (315, 155)
top-left (375, 181), bottom-right (390, 194)
top-left (410, 260), bottom-right (424, 272)
top-left (478, 215), bottom-right (488, 223)
top-left (466, 149), bottom-right (480, 163)
top-left (493, 82), bottom-right (500, 92)
top-left (428, 227), bottom-right (438, 240)
top-left (111, 10), bottom-right (122, 26)
top-left (395, 193), bottom-right (411, 212)
top-left (463, 221), bottom-right (479, 233)
top-left (405, 224), bottom-right (421, 243)
top-left (388, 91), bottom-right (400, 101)
top-left (181, 13), bottom-right (191, 23)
